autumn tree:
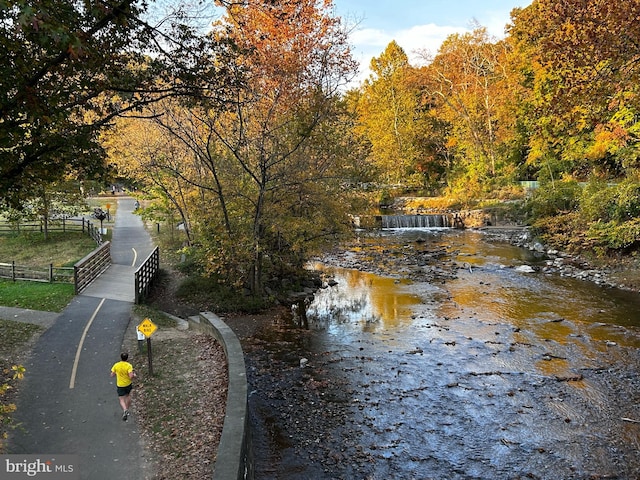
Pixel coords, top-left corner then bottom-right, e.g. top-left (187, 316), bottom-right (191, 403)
top-left (508, 0), bottom-right (640, 181)
top-left (355, 41), bottom-right (424, 186)
top-left (0, 0), bottom-right (218, 210)
top-left (117, 0), bottom-right (358, 295)
top-left (505, 0), bottom-right (640, 255)
top-left (203, 0), bottom-right (356, 294)
top-left (418, 26), bottom-right (517, 198)
top-left (102, 114), bottom-right (198, 245)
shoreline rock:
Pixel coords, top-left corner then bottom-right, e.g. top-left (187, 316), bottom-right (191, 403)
top-left (477, 226), bottom-right (638, 293)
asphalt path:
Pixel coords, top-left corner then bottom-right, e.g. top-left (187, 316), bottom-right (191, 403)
top-left (8, 197), bottom-right (155, 479)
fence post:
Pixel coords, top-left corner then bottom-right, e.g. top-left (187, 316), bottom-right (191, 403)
top-left (11, 261), bottom-right (15, 282)
top-left (49, 264), bottom-right (53, 283)
top-left (74, 265), bottom-right (79, 294)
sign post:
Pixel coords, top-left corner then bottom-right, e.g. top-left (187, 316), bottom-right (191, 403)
top-left (136, 326), bottom-right (145, 353)
top-left (137, 318), bottom-right (158, 375)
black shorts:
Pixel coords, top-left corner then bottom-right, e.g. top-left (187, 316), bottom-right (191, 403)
top-left (117, 384), bottom-right (132, 396)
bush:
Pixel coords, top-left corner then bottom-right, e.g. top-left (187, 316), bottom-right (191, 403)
top-left (579, 178), bottom-right (617, 222)
top-left (587, 218), bottom-right (640, 253)
top-left (612, 181), bottom-right (640, 222)
top-left (176, 275), bottom-right (267, 314)
top-left (529, 179), bottom-right (581, 218)
top-left (532, 211), bottom-right (589, 253)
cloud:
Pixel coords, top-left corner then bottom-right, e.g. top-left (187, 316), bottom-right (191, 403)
top-left (347, 13), bottom-right (514, 86)
top-left (394, 24), bottom-right (467, 63)
top-left (348, 23), bottom-right (466, 84)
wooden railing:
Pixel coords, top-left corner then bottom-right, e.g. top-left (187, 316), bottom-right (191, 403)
top-left (0, 261), bottom-right (74, 283)
top-left (0, 218), bottom-right (103, 244)
top-left (74, 242), bottom-right (111, 294)
top-left (135, 247), bottom-right (160, 304)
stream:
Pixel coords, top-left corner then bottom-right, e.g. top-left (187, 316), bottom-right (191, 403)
top-left (245, 229), bottom-right (640, 480)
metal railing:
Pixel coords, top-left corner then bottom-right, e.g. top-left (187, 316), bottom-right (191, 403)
top-left (135, 247), bottom-right (160, 304)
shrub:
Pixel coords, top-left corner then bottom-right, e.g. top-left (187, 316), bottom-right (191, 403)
top-left (587, 218), bottom-right (640, 252)
top-left (532, 211), bottom-right (589, 253)
top-left (579, 178), bottom-right (617, 222)
top-left (529, 179), bottom-right (581, 218)
top-left (612, 181), bottom-right (640, 222)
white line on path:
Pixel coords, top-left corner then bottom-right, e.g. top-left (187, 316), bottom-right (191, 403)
top-left (131, 247), bottom-right (137, 267)
top-left (69, 297), bottom-right (105, 389)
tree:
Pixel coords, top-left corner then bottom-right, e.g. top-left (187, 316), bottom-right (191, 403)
top-left (102, 114), bottom-right (199, 245)
top-left (0, 0), bottom-right (216, 209)
top-left (419, 26), bottom-right (516, 197)
top-left (206, 0), bottom-right (356, 294)
top-left (508, 0), bottom-right (640, 180)
top-left (356, 41), bottom-right (423, 186)
top-left (112, 0), bottom-right (358, 295)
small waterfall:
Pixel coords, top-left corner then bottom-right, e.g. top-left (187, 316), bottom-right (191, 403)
top-left (381, 214), bottom-right (453, 229)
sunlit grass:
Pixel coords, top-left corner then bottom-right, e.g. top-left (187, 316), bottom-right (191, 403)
top-left (0, 229), bottom-right (97, 310)
top-left (0, 232), bottom-right (97, 266)
top-left (0, 280), bottom-right (75, 311)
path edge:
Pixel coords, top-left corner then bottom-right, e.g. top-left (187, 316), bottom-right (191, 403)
top-left (190, 311), bottom-right (253, 480)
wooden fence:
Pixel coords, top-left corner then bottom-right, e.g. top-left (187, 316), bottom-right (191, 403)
top-left (0, 218), bottom-right (103, 244)
top-left (74, 242), bottom-right (111, 294)
top-left (0, 261), bottom-right (74, 283)
top-left (135, 247), bottom-right (160, 304)
top-left (0, 217), bottom-right (105, 287)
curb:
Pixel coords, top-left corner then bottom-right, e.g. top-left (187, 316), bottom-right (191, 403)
top-left (188, 312), bottom-right (253, 480)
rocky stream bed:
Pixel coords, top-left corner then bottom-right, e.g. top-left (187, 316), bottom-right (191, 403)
top-left (229, 227), bottom-right (640, 480)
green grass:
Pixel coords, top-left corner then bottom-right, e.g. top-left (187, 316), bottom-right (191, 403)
top-left (0, 230), bottom-right (96, 310)
top-left (0, 232), bottom-right (97, 267)
top-left (0, 279), bottom-right (76, 311)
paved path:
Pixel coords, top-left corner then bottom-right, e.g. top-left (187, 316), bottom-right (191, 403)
top-left (6, 197), bottom-right (156, 479)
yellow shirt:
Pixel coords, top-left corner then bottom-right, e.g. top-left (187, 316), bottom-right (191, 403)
top-left (111, 361), bottom-right (133, 387)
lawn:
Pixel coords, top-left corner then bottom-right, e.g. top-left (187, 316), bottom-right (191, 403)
top-left (0, 279), bottom-right (76, 312)
top-left (0, 230), bottom-right (96, 310)
top-left (0, 231), bottom-right (97, 267)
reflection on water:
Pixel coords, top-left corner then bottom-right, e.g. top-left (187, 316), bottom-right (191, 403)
top-left (262, 229), bottom-right (640, 479)
top-left (306, 263), bottom-right (422, 332)
top-left (308, 229), bottom-right (640, 349)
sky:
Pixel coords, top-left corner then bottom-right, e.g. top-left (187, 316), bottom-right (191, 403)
top-left (332, 0), bottom-right (533, 83)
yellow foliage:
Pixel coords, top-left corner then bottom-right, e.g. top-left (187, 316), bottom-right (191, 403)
top-left (11, 365), bottom-right (25, 380)
top-left (402, 196), bottom-right (458, 210)
top-left (586, 123), bottom-right (629, 161)
top-left (1, 364), bottom-right (25, 449)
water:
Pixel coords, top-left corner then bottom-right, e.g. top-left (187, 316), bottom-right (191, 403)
top-left (380, 214), bottom-right (453, 229)
top-left (249, 229), bottom-right (640, 479)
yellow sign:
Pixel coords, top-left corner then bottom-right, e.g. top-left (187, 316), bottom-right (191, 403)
top-left (137, 318), bottom-right (158, 338)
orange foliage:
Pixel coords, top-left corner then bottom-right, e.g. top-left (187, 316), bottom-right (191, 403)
top-left (215, 0), bottom-right (353, 96)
